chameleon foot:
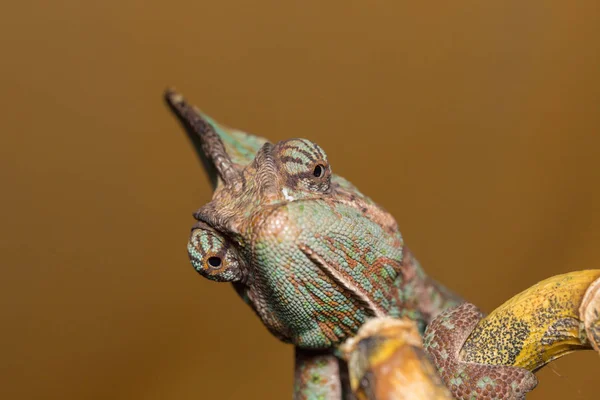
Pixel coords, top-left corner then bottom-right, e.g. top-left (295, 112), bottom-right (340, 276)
top-left (424, 303), bottom-right (537, 400)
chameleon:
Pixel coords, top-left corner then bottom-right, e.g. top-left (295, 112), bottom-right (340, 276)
top-left (164, 89), bottom-right (541, 399)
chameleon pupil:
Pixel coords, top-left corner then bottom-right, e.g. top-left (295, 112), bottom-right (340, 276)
top-left (313, 164), bottom-right (325, 178)
top-left (207, 256), bottom-right (222, 268)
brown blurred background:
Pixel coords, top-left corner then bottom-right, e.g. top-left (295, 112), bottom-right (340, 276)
top-left (1, 1), bottom-right (599, 399)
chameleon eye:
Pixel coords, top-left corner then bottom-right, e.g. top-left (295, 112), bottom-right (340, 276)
top-left (207, 256), bottom-right (222, 268)
top-left (274, 139), bottom-right (331, 193)
top-left (313, 163), bottom-right (326, 178)
top-left (187, 226), bottom-right (244, 282)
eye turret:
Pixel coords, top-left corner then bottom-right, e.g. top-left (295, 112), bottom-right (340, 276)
top-left (273, 138), bottom-right (331, 193)
top-left (187, 225), bottom-right (244, 282)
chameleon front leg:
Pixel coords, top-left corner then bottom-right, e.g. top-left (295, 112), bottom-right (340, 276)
top-left (424, 270), bottom-right (600, 399)
top-left (294, 348), bottom-right (345, 400)
top-left (424, 303), bottom-right (537, 399)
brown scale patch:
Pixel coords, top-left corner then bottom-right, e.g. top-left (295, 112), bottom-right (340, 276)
top-left (319, 235), bottom-right (402, 303)
top-left (242, 284), bottom-right (292, 343)
top-left (292, 260), bottom-right (365, 343)
top-left (316, 319), bottom-right (340, 344)
top-left (279, 155), bottom-right (306, 165)
top-left (330, 186), bottom-right (399, 235)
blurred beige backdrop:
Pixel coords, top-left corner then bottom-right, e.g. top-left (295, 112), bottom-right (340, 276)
top-left (1, 1), bottom-right (599, 399)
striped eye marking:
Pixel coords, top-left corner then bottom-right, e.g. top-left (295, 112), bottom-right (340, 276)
top-left (187, 227), bottom-right (243, 282)
top-left (275, 139), bottom-right (331, 193)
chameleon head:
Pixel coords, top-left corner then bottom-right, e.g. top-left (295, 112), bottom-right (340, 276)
top-left (184, 133), bottom-right (334, 285)
top-left (166, 90), bottom-right (407, 348)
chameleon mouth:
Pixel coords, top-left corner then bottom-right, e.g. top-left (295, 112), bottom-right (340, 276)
top-left (298, 243), bottom-right (386, 318)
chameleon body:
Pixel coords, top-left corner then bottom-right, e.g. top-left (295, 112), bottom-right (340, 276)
top-left (165, 90), bottom-right (541, 399)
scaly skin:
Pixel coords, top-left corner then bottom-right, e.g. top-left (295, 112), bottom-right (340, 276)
top-left (294, 349), bottom-right (343, 400)
top-left (164, 89), bottom-right (539, 399)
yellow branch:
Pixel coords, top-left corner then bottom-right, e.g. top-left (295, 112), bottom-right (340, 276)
top-left (461, 270), bottom-right (600, 371)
